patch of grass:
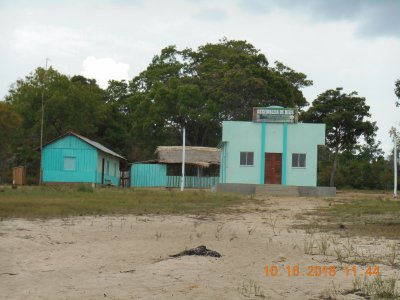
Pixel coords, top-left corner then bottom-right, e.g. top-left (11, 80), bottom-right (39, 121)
top-left (326, 198), bottom-right (400, 216)
top-left (387, 244), bottom-right (399, 267)
top-left (264, 212), bottom-right (279, 235)
top-left (318, 235), bottom-right (330, 256)
top-left (351, 274), bottom-right (399, 299)
top-left (295, 198), bottom-right (400, 239)
top-left (320, 281), bottom-right (342, 300)
top-left (237, 279), bottom-right (265, 298)
top-left (334, 248), bottom-right (344, 268)
top-left (0, 187), bottom-right (245, 219)
top-left (75, 184), bottom-right (93, 193)
top-left (303, 235), bottom-right (314, 255)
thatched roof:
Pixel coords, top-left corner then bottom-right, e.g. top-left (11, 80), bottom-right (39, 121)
top-left (155, 146), bottom-right (220, 167)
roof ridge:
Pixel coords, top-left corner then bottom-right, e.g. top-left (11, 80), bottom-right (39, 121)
top-left (43, 132), bottom-right (126, 160)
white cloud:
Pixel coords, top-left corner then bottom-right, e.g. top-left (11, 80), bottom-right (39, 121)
top-left (12, 25), bottom-right (91, 57)
top-left (80, 56), bottom-right (130, 88)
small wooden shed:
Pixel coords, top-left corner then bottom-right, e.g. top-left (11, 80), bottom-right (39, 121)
top-left (13, 166), bottom-right (26, 185)
top-left (42, 132), bottom-right (126, 186)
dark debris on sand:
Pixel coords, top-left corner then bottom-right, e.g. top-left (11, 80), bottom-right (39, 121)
top-left (169, 245), bottom-right (221, 258)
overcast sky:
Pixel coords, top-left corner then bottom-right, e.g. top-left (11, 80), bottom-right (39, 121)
top-left (0, 0), bottom-right (399, 153)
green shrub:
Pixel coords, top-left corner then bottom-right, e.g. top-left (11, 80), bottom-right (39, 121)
top-left (75, 184), bottom-right (93, 193)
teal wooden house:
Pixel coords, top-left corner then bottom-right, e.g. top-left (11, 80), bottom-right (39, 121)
top-left (42, 132), bottom-right (126, 186)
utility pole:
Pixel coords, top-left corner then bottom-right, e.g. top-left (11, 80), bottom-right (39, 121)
top-left (39, 58), bottom-right (49, 185)
top-left (394, 134), bottom-right (398, 198)
top-left (180, 126), bottom-right (186, 192)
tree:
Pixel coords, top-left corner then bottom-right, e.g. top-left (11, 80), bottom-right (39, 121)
top-left (273, 61), bottom-right (313, 89)
top-left (5, 68), bottom-right (109, 140)
top-left (126, 38), bottom-right (312, 159)
top-left (105, 80), bottom-right (130, 111)
top-left (395, 79), bottom-right (400, 107)
top-left (0, 103), bottom-right (22, 182)
top-left (4, 67), bottom-right (110, 178)
top-left (302, 88), bottom-right (377, 187)
top-left (0, 103), bottom-right (22, 160)
top-left (5, 67), bottom-right (109, 139)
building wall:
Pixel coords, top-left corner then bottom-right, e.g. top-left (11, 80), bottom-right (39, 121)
top-left (131, 164), bottom-right (167, 187)
top-left (96, 152), bottom-right (120, 186)
top-left (285, 123), bottom-right (325, 186)
top-left (221, 121), bottom-right (325, 187)
top-left (222, 121), bottom-right (262, 184)
top-left (42, 135), bottom-right (98, 183)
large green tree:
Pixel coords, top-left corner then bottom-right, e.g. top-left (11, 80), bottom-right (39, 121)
top-left (4, 67), bottom-right (110, 174)
top-left (126, 38), bottom-right (312, 159)
top-left (5, 68), bottom-right (108, 140)
top-left (302, 88), bottom-right (377, 187)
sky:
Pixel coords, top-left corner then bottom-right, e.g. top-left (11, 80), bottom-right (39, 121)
top-left (0, 0), bottom-right (399, 154)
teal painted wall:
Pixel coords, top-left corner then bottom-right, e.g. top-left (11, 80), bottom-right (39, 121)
top-left (131, 164), bottom-right (218, 188)
top-left (220, 142), bottom-right (228, 183)
top-left (285, 123), bottom-right (325, 186)
top-left (96, 152), bottom-right (120, 186)
top-left (259, 123), bottom-right (266, 184)
top-left (221, 121), bottom-right (325, 187)
top-left (282, 124), bottom-right (288, 185)
top-left (265, 123), bottom-right (283, 153)
top-left (222, 121), bottom-right (262, 184)
top-left (131, 164), bottom-right (167, 187)
top-left (42, 135), bottom-right (98, 183)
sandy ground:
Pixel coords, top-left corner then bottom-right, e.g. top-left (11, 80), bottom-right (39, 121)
top-left (1, 195), bottom-right (399, 299)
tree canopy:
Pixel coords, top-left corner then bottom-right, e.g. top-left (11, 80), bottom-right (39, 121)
top-left (124, 39), bottom-right (311, 159)
top-left (3, 67), bottom-right (130, 174)
top-left (301, 88), bottom-right (377, 186)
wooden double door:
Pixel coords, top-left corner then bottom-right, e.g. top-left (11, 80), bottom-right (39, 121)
top-left (264, 153), bottom-right (282, 184)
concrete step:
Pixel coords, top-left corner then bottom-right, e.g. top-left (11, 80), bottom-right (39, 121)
top-left (215, 183), bottom-right (336, 197)
top-left (255, 184), bottom-right (300, 197)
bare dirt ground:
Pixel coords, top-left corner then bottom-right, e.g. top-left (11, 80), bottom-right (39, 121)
top-left (1, 194), bottom-right (399, 299)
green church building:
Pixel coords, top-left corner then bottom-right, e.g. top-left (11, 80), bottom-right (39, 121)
top-left (219, 107), bottom-right (325, 187)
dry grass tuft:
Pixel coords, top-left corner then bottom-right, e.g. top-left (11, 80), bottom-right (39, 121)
top-left (351, 274), bottom-right (399, 299)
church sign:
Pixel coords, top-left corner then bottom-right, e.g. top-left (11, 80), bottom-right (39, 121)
top-left (252, 107), bottom-right (298, 123)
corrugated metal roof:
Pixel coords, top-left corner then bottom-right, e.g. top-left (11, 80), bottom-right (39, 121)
top-left (72, 132), bottom-right (126, 160)
top-left (43, 131), bottom-right (126, 160)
